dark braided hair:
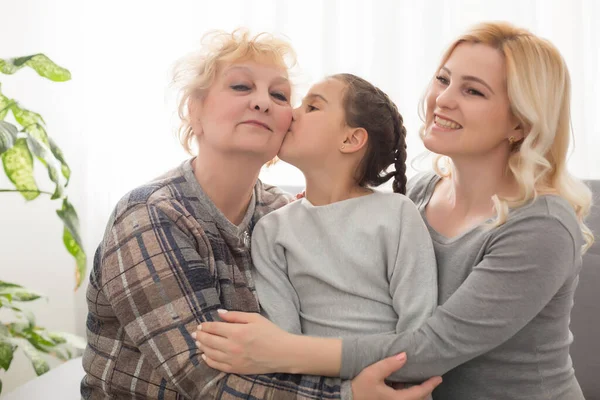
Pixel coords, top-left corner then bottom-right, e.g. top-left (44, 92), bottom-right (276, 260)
top-left (331, 73), bottom-right (408, 194)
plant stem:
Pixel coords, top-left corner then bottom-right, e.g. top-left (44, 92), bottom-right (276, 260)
top-left (0, 189), bottom-right (53, 196)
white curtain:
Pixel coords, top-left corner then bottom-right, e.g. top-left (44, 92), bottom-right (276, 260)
top-left (77, 0), bottom-right (600, 332)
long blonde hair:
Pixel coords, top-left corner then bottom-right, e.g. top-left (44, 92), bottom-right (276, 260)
top-left (171, 28), bottom-right (297, 155)
top-left (420, 21), bottom-right (594, 252)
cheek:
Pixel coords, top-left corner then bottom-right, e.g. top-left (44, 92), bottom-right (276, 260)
top-left (425, 90), bottom-right (438, 118)
top-left (470, 104), bottom-right (508, 132)
top-left (273, 107), bottom-right (293, 134)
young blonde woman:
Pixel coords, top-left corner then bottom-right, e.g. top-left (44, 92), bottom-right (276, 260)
top-left (194, 22), bottom-right (593, 400)
top-left (81, 29), bottom-right (439, 400)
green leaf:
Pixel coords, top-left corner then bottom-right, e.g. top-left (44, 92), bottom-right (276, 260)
top-left (56, 198), bottom-right (86, 288)
top-left (19, 339), bottom-right (50, 376)
top-left (10, 104), bottom-right (46, 136)
top-left (0, 84), bottom-right (13, 120)
top-left (0, 325), bottom-right (9, 337)
top-left (0, 339), bottom-right (16, 370)
top-left (24, 131), bottom-right (64, 199)
top-left (0, 281), bottom-right (43, 302)
top-left (11, 103), bottom-right (70, 189)
top-left (0, 54), bottom-right (71, 82)
top-left (0, 296), bottom-right (22, 312)
top-left (46, 332), bottom-right (67, 345)
top-left (48, 331), bottom-right (86, 350)
top-left (26, 330), bottom-right (56, 349)
top-left (0, 121), bottom-right (18, 154)
top-left (8, 322), bottom-right (30, 337)
top-left (1, 138), bottom-right (39, 200)
top-left (22, 309), bottom-right (36, 328)
top-left (47, 136), bottom-right (70, 184)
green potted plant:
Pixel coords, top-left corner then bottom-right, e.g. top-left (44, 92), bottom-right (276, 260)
top-left (0, 54), bottom-right (87, 394)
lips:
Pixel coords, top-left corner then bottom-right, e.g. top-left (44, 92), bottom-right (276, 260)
top-left (241, 120), bottom-right (272, 131)
top-left (434, 114), bottom-right (462, 129)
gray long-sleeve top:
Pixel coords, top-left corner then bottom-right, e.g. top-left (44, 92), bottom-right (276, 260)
top-left (341, 172), bottom-right (585, 400)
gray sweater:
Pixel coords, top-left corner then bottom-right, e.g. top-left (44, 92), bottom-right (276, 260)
top-left (251, 191), bottom-right (437, 339)
top-left (342, 172), bottom-right (585, 400)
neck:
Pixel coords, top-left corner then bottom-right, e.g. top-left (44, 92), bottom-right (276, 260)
top-left (446, 150), bottom-right (516, 214)
top-left (193, 149), bottom-right (263, 225)
top-left (302, 167), bottom-right (370, 206)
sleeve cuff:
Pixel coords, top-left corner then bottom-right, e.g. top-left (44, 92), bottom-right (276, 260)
top-left (340, 380), bottom-right (354, 400)
top-left (340, 337), bottom-right (359, 379)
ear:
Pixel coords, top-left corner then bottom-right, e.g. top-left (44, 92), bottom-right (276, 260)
top-left (509, 123), bottom-right (525, 143)
top-left (509, 114), bottom-right (526, 142)
top-left (340, 127), bottom-right (368, 154)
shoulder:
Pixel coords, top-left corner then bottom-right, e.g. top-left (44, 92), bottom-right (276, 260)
top-left (493, 195), bottom-right (583, 257)
top-left (508, 195), bottom-right (581, 238)
top-left (371, 191), bottom-right (421, 215)
top-left (406, 171), bottom-right (440, 207)
top-left (253, 197), bottom-right (300, 234)
top-left (253, 180), bottom-right (295, 222)
top-left (107, 161), bottom-right (196, 234)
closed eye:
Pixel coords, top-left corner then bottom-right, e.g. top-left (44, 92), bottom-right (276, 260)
top-left (466, 88), bottom-right (485, 97)
top-left (231, 84), bottom-right (250, 91)
top-left (271, 92), bottom-right (288, 102)
top-left (435, 75), bottom-right (450, 85)
top-left (306, 104), bottom-right (318, 112)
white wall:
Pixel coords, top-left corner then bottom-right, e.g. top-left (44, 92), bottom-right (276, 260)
top-left (0, 0), bottom-right (85, 394)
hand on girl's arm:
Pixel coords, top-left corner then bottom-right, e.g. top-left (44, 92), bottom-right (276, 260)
top-left (193, 309), bottom-right (342, 375)
top-left (193, 313), bottom-right (441, 400)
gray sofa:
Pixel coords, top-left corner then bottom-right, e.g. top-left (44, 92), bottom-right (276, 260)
top-left (571, 180), bottom-right (600, 400)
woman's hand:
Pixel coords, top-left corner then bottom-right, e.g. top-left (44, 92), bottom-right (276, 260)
top-left (352, 353), bottom-right (442, 400)
top-left (193, 309), bottom-right (293, 374)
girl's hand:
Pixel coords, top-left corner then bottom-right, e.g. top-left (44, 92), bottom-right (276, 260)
top-left (193, 310), bottom-right (293, 374)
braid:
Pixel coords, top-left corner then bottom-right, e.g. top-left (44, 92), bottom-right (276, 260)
top-left (391, 109), bottom-right (408, 194)
top-left (377, 89), bottom-right (408, 194)
top-left (330, 73), bottom-right (408, 194)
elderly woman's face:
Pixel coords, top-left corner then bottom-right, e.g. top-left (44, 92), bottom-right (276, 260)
top-left (189, 60), bottom-right (293, 163)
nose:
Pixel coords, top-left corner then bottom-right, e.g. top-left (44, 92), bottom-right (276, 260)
top-left (435, 84), bottom-right (458, 110)
top-left (250, 89), bottom-right (271, 113)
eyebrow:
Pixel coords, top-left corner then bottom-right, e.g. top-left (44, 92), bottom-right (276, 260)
top-left (304, 93), bottom-right (329, 103)
top-left (441, 66), bottom-right (495, 94)
top-left (224, 65), bottom-right (289, 85)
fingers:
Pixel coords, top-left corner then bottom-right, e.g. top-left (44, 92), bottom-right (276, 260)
top-left (368, 353), bottom-right (408, 380)
top-left (195, 330), bottom-right (230, 351)
top-left (199, 344), bottom-right (231, 365)
top-left (201, 353), bottom-right (233, 373)
top-left (198, 321), bottom-right (235, 338)
top-left (216, 310), bottom-right (259, 324)
top-left (399, 376), bottom-right (443, 399)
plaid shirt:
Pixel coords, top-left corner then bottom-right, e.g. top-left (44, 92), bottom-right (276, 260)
top-left (81, 160), bottom-right (346, 399)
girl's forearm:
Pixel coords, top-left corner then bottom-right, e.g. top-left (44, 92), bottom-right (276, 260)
top-left (281, 334), bottom-right (343, 376)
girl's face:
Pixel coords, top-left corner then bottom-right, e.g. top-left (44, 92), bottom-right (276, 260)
top-left (279, 78), bottom-right (350, 170)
